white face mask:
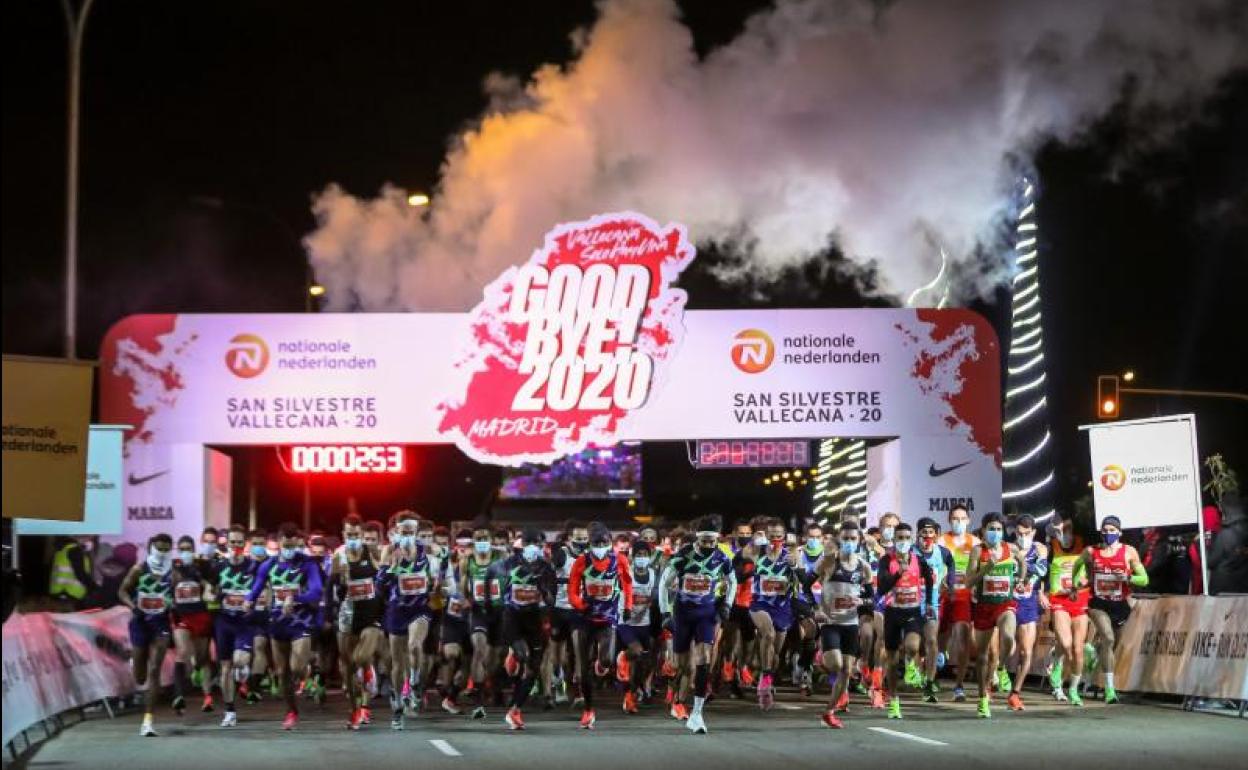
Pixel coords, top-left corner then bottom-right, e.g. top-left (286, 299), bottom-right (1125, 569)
top-left (752, 535), bottom-right (767, 548)
top-left (147, 548), bottom-right (172, 573)
top-left (633, 556), bottom-right (651, 570)
top-left (1017, 534), bottom-right (1034, 550)
top-left (590, 546), bottom-right (610, 559)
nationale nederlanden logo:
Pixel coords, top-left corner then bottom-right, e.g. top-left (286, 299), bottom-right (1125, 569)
top-left (225, 333), bottom-right (269, 378)
top-left (1100, 464), bottom-right (1127, 492)
top-left (731, 329), bottom-right (774, 374)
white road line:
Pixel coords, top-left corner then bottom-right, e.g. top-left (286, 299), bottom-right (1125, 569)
top-left (868, 727), bottom-right (948, 746)
top-left (774, 704), bottom-right (803, 710)
top-left (430, 739), bottom-right (462, 757)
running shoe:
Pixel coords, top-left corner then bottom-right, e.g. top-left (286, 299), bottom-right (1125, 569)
top-left (800, 669), bottom-right (813, 696)
top-left (246, 689), bottom-right (262, 705)
top-left (442, 697), bottom-right (462, 715)
top-left (348, 708), bottom-right (363, 731)
top-left (923, 680), bottom-right (939, 704)
top-left (623, 691), bottom-right (639, 714)
top-left (722, 661), bottom-right (736, 683)
top-left (740, 666), bottom-right (756, 687)
top-left (220, 711), bottom-right (237, 728)
top-left (821, 709), bottom-right (843, 729)
top-left (404, 694), bottom-right (418, 717)
top-left (835, 689), bottom-right (850, 712)
top-left (268, 678), bottom-right (280, 697)
top-left (171, 695), bottom-right (186, 714)
top-left (1104, 686), bottom-right (1119, 705)
top-left (887, 697), bottom-right (902, 719)
top-left (505, 707), bottom-right (525, 731)
top-left (686, 711), bottom-right (708, 734)
top-left (670, 702), bottom-right (689, 721)
top-left (580, 709), bottom-right (596, 729)
top-left (758, 674), bottom-right (775, 710)
top-left (852, 679), bottom-right (869, 695)
top-left (952, 685), bottom-right (967, 703)
top-left (977, 697), bottom-right (991, 719)
top-left (1068, 688), bottom-right (1084, 707)
top-left (282, 711), bottom-right (299, 730)
top-left (201, 694), bottom-right (215, 713)
top-left (870, 688), bottom-right (885, 709)
top-left (1083, 643), bottom-right (1099, 674)
top-left (935, 651), bottom-right (947, 671)
top-left (1048, 660), bottom-right (1064, 692)
top-left (996, 668), bottom-right (1013, 693)
top-left (191, 668), bottom-right (204, 688)
top-left (554, 679), bottom-right (569, 705)
top-left (140, 716), bottom-right (158, 737)
top-left (1053, 686), bottom-right (1068, 702)
top-left (661, 659), bottom-right (678, 678)
top-left (391, 712), bottom-right (404, 731)
top-left (1007, 692), bottom-right (1025, 712)
top-left (616, 652), bottom-right (632, 684)
top-left (904, 661), bottom-right (923, 688)
top-left (471, 706), bottom-right (487, 720)
top-left (360, 706), bottom-right (372, 724)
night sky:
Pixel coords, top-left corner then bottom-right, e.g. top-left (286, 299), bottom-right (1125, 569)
top-left (4, 1), bottom-right (1245, 526)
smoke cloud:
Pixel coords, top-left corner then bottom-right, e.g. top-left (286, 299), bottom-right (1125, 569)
top-left (305, 0), bottom-right (1246, 310)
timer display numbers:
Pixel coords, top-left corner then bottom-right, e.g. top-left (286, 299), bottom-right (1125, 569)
top-left (694, 440), bottom-right (810, 468)
top-left (284, 445), bottom-right (405, 474)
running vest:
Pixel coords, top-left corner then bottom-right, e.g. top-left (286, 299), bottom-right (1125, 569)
top-left (343, 550), bottom-right (381, 612)
top-left (800, 548), bottom-right (823, 604)
top-left (503, 560), bottom-right (544, 610)
top-left (1090, 546), bottom-right (1131, 603)
top-left (467, 557), bottom-right (502, 608)
top-left (132, 565), bottom-right (172, 616)
top-left (822, 559), bottom-right (866, 625)
top-left (442, 560), bottom-right (469, 618)
top-left (885, 552), bottom-right (924, 609)
top-left (672, 547), bottom-right (731, 608)
top-left (940, 532), bottom-right (980, 599)
top-left (171, 562), bottom-right (207, 613)
top-left (1049, 535), bottom-right (1087, 594)
top-left (386, 551), bottom-right (433, 610)
top-left (216, 559), bottom-right (259, 618)
top-left (973, 547), bottom-right (1017, 605)
top-left (1014, 542), bottom-right (1042, 599)
top-left (579, 553), bottom-right (622, 624)
top-left (266, 558), bottom-right (313, 621)
top-left (751, 551), bottom-right (794, 609)
top-left (623, 567), bottom-right (655, 626)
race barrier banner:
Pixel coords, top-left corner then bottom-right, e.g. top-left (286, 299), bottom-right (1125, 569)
top-left (1115, 594), bottom-right (1248, 700)
top-left (1, 607), bottom-right (169, 747)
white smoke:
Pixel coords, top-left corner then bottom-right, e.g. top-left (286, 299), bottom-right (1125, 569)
top-left (305, 0), bottom-right (1246, 310)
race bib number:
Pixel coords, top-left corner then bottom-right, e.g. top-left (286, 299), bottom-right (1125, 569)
top-left (489, 582), bottom-right (502, 600)
top-left (174, 581), bottom-right (202, 604)
top-left (682, 574), bottom-right (711, 597)
top-left (348, 578), bottom-right (375, 601)
top-left (448, 597), bottom-right (469, 615)
top-left (1014, 581), bottom-right (1034, 599)
top-left (511, 584), bottom-right (540, 605)
top-left (833, 595), bottom-right (858, 611)
top-left (1095, 573), bottom-right (1126, 601)
top-left (138, 591), bottom-right (167, 614)
top-left (983, 576), bottom-right (1011, 598)
top-left (472, 580), bottom-right (488, 602)
top-left (893, 586), bottom-right (920, 608)
top-left (633, 593), bottom-right (650, 609)
top-left (222, 590), bottom-right (247, 610)
top-left (585, 578), bottom-right (614, 600)
top-left (274, 586), bottom-right (297, 603)
top-left (1059, 570), bottom-right (1074, 592)
top-left (759, 578), bottom-right (788, 597)
top-left (399, 575), bottom-right (428, 596)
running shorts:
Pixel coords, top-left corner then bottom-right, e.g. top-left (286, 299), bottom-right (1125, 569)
top-left (672, 603), bottom-right (718, 654)
top-left (1088, 597), bottom-right (1131, 629)
top-left (883, 607), bottom-right (924, 652)
top-left (213, 613), bottom-right (256, 656)
top-left (616, 623), bottom-right (653, 651)
top-left (383, 604), bottom-right (432, 636)
top-left (128, 613), bottom-right (171, 648)
top-left (441, 614), bottom-right (471, 648)
top-left (972, 600), bottom-right (1016, 632)
top-left (1050, 589), bottom-right (1090, 618)
top-left (172, 609), bottom-right (214, 639)
top-left (749, 601), bottom-right (794, 633)
top-left (820, 623), bottom-right (860, 657)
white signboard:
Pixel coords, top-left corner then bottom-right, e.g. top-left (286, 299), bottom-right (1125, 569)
top-left (15, 425), bottom-right (127, 536)
top-left (1082, 414), bottom-right (1202, 529)
top-left (1115, 594), bottom-right (1248, 700)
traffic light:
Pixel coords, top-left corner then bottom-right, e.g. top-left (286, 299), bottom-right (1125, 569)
top-left (1097, 375), bottom-right (1120, 419)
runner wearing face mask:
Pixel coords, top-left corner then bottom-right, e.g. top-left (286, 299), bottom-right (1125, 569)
top-left (498, 528), bottom-right (556, 731)
top-left (938, 504), bottom-right (980, 702)
top-left (169, 536), bottom-right (214, 715)
top-left (965, 512), bottom-right (1028, 719)
top-left (1007, 514), bottom-right (1049, 711)
top-left (914, 518), bottom-right (955, 703)
top-left (379, 516), bottom-right (438, 728)
top-left (748, 518), bottom-right (802, 711)
top-left (210, 525), bottom-right (263, 727)
top-left (568, 522), bottom-right (634, 728)
top-left (813, 521), bottom-right (873, 728)
top-left (244, 523), bottom-right (324, 730)
top-left (244, 530), bottom-right (273, 703)
top-left (863, 513), bottom-right (899, 708)
top-left (437, 530), bottom-right (474, 715)
top-left (717, 520), bottom-right (757, 698)
top-left (547, 521), bottom-right (589, 709)
top-left (876, 523), bottom-right (936, 720)
top-left (462, 525), bottom-right (503, 720)
top-left (659, 516), bottom-right (736, 735)
top-left (334, 516), bottom-right (387, 730)
top-left (119, 534), bottom-right (175, 736)
top-left (1070, 516), bottom-right (1147, 705)
top-left (617, 540), bottom-right (657, 713)
top-left (1046, 515), bottom-right (1090, 704)
top-left (791, 522), bottom-right (826, 695)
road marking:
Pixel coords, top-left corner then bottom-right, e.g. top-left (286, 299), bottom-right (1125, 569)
top-left (430, 739), bottom-right (462, 757)
top-left (774, 703), bottom-right (803, 710)
top-left (868, 727), bottom-right (948, 746)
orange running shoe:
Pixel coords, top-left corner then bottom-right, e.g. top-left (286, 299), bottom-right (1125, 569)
top-left (201, 694), bottom-right (215, 713)
top-left (348, 707), bottom-right (364, 730)
top-left (835, 690), bottom-right (850, 712)
top-left (282, 711), bottom-right (298, 731)
top-left (616, 652), bottom-right (631, 684)
top-left (870, 689), bottom-right (886, 709)
top-left (671, 702), bottom-right (689, 721)
top-left (821, 710), bottom-right (844, 729)
top-left (360, 706), bottom-right (372, 725)
top-left (665, 686), bottom-right (675, 705)
top-left (505, 707), bottom-right (525, 731)
top-left (871, 668), bottom-right (884, 691)
top-left (623, 691), bottom-right (639, 714)
top-left (722, 661), bottom-right (736, 683)
top-left (1007, 692), bottom-right (1025, 712)
top-left (580, 709), bottom-right (596, 729)
top-left (740, 666), bottom-right (756, 687)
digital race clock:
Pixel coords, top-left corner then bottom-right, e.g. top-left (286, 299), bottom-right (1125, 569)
top-left (282, 445), bottom-right (405, 474)
top-left (693, 440), bottom-right (810, 468)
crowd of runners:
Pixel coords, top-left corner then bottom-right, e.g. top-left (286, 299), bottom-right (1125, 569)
top-left (117, 504), bottom-right (1148, 736)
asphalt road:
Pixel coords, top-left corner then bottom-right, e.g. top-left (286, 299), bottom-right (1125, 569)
top-left (12, 685), bottom-right (1246, 770)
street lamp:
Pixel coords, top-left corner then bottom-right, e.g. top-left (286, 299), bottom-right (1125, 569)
top-left (61, 0), bottom-right (98, 359)
top-left (308, 284), bottom-right (326, 298)
top-left (407, 193), bottom-right (430, 208)
top-left (1123, 370), bottom-right (1136, 382)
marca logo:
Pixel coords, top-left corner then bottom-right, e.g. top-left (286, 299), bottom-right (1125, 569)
top-left (1100, 464), bottom-right (1127, 491)
top-left (929, 497), bottom-right (974, 512)
top-left (128, 506), bottom-right (174, 521)
top-left (731, 329), bottom-right (774, 374)
top-left (225, 333), bottom-right (269, 378)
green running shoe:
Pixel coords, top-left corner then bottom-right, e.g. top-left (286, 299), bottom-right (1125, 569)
top-left (1068, 687), bottom-right (1084, 707)
top-left (1104, 686), bottom-right (1119, 705)
top-left (1083, 643), bottom-right (1099, 675)
top-left (904, 661), bottom-right (922, 688)
top-left (887, 698), bottom-right (902, 719)
top-left (190, 668), bottom-right (204, 688)
top-left (853, 680), bottom-right (869, 695)
top-left (1048, 660), bottom-right (1064, 691)
top-left (996, 667), bottom-right (1012, 693)
top-left (977, 696), bottom-right (991, 719)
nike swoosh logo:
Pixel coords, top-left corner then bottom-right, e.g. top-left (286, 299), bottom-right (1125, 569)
top-left (128, 470), bottom-right (170, 486)
top-left (928, 461), bottom-right (970, 478)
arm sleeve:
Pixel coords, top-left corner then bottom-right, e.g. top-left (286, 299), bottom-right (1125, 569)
top-left (568, 556), bottom-right (588, 611)
top-left (295, 560), bottom-right (323, 606)
top-left (876, 554), bottom-right (899, 595)
top-left (617, 554), bottom-right (634, 612)
top-left (246, 560), bottom-right (272, 603)
top-left (1130, 557), bottom-right (1150, 588)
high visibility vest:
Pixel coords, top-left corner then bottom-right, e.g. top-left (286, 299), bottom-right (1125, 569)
top-left (50, 544), bottom-right (90, 600)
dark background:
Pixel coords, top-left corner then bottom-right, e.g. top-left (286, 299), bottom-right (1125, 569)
top-left (4, 1), bottom-right (1246, 533)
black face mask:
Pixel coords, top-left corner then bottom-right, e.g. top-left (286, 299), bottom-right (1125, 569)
top-left (570, 540), bottom-right (589, 553)
top-left (736, 536), bottom-right (751, 549)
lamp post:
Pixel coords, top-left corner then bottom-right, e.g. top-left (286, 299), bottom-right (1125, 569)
top-left (60, 0), bottom-right (98, 359)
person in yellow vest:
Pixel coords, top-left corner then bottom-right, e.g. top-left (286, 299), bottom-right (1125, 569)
top-left (49, 536), bottom-right (98, 610)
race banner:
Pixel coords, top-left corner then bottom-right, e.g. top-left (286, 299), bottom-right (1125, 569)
top-left (1115, 594), bottom-right (1248, 700)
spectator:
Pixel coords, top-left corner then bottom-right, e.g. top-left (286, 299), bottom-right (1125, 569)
top-left (1189, 505), bottom-right (1222, 594)
top-left (89, 542), bottom-right (138, 609)
top-left (1141, 526), bottom-right (1192, 594)
top-left (48, 536), bottom-right (98, 611)
top-left (1208, 491), bottom-right (1248, 595)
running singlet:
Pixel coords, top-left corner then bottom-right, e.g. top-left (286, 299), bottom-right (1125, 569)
top-left (940, 533), bottom-right (980, 600)
top-left (575, 553), bottom-right (624, 625)
top-left (800, 549), bottom-right (823, 603)
top-left (216, 559), bottom-right (259, 618)
top-left (466, 558), bottom-right (502, 609)
top-left (502, 560), bottom-right (545, 610)
top-left (623, 568), bottom-right (655, 627)
top-left (973, 548), bottom-right (1017, 605)
top-left (885, 552), bottom-right (924, 610)
top-left (250, 556), bottom-right (322, 626)
top-left (1049, 536), bottom-right (1087, 594)
top-left (344, 551), bottom-right (382, 611)
top-left (1014, 543), bottom-right (1044, 600)
top-left (386, 552), bottom-right (434, 611)
top-left (822, 560), bottom-right (865, 625)
top-left (442, 561), bottom-right (469, 618)
top-left (1090, 546), bottom-right (1131, 603)
top-left (133, 566), bottom-right (172, 616)
top-left (671, 547), bottom-right (732, 608)
top-left (752, 552), bottom-right (795, 610)
top-left (172, 563), bottom-right (207, 613)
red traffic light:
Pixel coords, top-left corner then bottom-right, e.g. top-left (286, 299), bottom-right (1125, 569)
top-left (1097, 375), bottom-right (1120, 419)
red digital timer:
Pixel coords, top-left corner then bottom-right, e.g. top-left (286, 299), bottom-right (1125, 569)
top-left (694, 440), bottom-right (810, 468)
top-left (284, 445), bottom-right (404, 473)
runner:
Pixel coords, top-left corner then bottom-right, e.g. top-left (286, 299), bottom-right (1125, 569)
top-left (307, 531), bottom-right (335, 704)
top-left (463, 524), bottom-right (504, 720)
top-left (915, 517), bottom-right (955, 703)
top-left (964, 512), bottom-right (1028, 719)
top-left (791, 521), bottom-right (825, 695)
top-left (567, 522), bottom-right (634, 728)
top-left (497, 528), bottom-right (556, 731)
top-left (616, 539), bottom-right (657, 713)
top-left (437, 529), bottom-right (474, 715)
top-left (118, 534), bottom-right (175, 736)
top-left (659, 516), bottom-right (736, 735)
top-left (169, 536), bottom-right (215, 714)
top-left (813, 520), bottom-right (873, 728)
top-left (748, 517), bottom-right (802, 711)
top-left (244, 522), bottom-right (325, 730)
top-left (876, 522), bottom-right (936, 719)
top-left (547, 521), bottom-right (589, 709)
top-left (245, 529), bottom-right (273, 704)
top-left (864, 513), bottom-right (900, 708)
top-left (1046, 514), bottom-right (1091, 704)
top-left (938, 504), bottom-right (980, 702)
top-left (334, 515), bottom-right (387, 730)
top-left (210, 524), bottom-right (263, 727)
top-left (379, 514), bottom-right (437, 728)
top-left (1007, 514), bottom-right (1049, 711)
top-left (1070, 515), bottom-right (1148, 705)
top-left (720, 519), bottom-right (758, 699)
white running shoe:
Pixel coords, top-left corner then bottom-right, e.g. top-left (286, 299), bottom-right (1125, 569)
top-left (1053, 687), bottom-right (1069, 702)
top-left (220, 711), bottom-right (238, 728)
top-left (140, 717), bottom-right (158, 737)
top-left (686, 711), bottom-right (708, 735)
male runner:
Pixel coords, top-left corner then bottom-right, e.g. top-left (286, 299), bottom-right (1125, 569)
top-left (748, 517), bottom-right (802, 710)
top-left (568, 522), bottom-right (634, 728)
top-left (791, 521), bottom-right (825, 695)
top-left (379, 515), bottom-right (437, 727)
top-left (616, 539), bottom-right (657, 713)
top-left (169, 536), bottom-right (214, 714)
top-left (659, 516), bottom-right (735, 735)
top-left (720, 519), bottom-right (759, 698)
top-left (244, 523), bottom-right (324, 730)
top-left (964, 512), bottom-right (1027, 718)
top-left (1046, 514), bottom-right (1091, 704)
top-left (547, 521), bottom-right (589, 708)
top-left (863, 513), bottom-right (899, 708)
top-left (118, 534), bottom-right (174, 736)
top-left (245, 529), bottom-right (273, 703)
top-left (463, 524), bottom-right (504, 719)
top-left (211, 525), bottom-right (263, 727)
top-left (497, 528), bottom-right (556, 730)
top-left (813, 520), bottom-right (873, 728)
top-left (1007, 514), bottom-right (1048, 711)
top-left (938, 504), bottom-right (980, 701)
top-left (335, 516), bottom-right (387, 729)
top-left (1070, 515), bottom-right (1147, 705)
top-left (915, 517), bottom-right (955, 703)
top-left (438, 530), bottom-right (474, 714)
top-left (876, 523), bottom-right (936, 719)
